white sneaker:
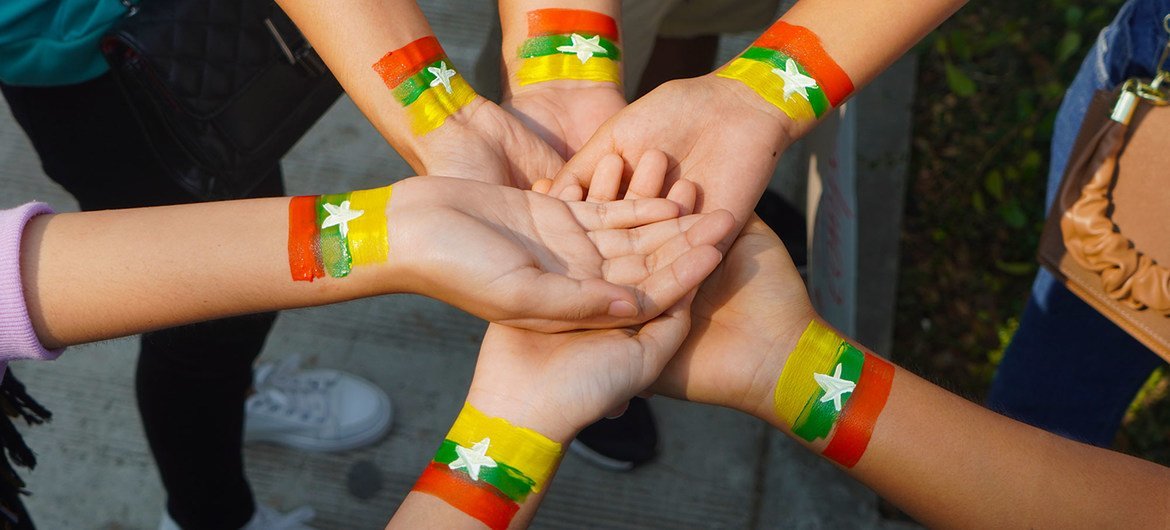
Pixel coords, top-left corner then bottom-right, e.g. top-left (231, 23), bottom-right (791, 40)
top-left (244, 354), bottom-right (393, 452)
top-left (159, 503), bottom-right (317, 530)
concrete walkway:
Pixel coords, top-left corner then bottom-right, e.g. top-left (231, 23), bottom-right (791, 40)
top-left (0, 2), bottom-right (918, 528)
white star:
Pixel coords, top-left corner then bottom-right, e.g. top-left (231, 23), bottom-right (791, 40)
top-left (428, 61), bottom-right (456, 94)
top-left (770, 58), bottom-right (819, 102)
top-left (556, 33), bottom-right (607, 64)
top-left (449, 438), bottom-right (497, 481)
top-left (813, 363), bottom-right (856, 412)
top-left (320, 200), bottom-right (364, 238)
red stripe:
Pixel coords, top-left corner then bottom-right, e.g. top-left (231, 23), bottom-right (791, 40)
top-left (528, 8), bottom-right (619, 42)
top-left (821, 352), bottom-right (894, 468)
top-left (411, 462), bottom-right (519, 530)
top-left (754, 21), bottom-right (853, 106)
top-left (287, 196), bottom-right (324, 282)
top-left (372, 36), bottom-right (446, 89)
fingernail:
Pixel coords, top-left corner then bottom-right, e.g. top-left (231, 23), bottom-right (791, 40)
top-left (608, 300), bottom-right (638, 318)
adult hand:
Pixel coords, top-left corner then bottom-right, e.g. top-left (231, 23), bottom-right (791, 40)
top-left (415, 98), bottom-right (566, 189)
top-left (386, 176), bottom-right (735, 332)
top-left (503, 81), bottom-right (627, 159)
top-left (650, 216), bottom-right (815, 419)
top-left (545, 75), bottom-right (797, 225)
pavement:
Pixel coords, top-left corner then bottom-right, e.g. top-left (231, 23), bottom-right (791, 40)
top-left (0, 1), bottom-right (920, 528)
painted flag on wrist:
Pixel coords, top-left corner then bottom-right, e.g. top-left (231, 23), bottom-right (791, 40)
top-left (773, 320), bottom-right (893, 468)
top-left (516, 8), bottom-right (621, 86)
top-left (717, 21), bottom-right (853, 122)
top-left (373, 36), bottom-right (477, 135)
top-left (412, 403), bottom-right (563, 530)
top-left (287, 186), bottom-right (391, 281)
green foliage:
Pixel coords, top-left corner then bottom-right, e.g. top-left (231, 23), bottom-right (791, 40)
top-left (896, 0), bottom-right (1170, 464)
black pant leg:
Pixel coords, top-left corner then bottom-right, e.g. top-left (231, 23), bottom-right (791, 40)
top-left (2, 74), bottom-right (285, 529)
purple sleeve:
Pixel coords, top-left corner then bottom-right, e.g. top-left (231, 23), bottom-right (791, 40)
top-left (0, 203), bottom-right (64, 365)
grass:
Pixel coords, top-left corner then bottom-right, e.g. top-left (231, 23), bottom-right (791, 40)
top-left (895, 0), bottom-right (1170, 465)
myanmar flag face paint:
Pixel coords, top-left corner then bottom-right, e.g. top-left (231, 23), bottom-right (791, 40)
top-left (516, 8), bottom-right (621, 86)
top-left (774, 320), bottom-right (893, 468)
top-left (287, 186), bottom-right (391, 281)
top-left (412, 403), bottom-right (563, 530)
top-left (373, 36), bottom-right (477, 135)
top-left (717, 21), bottom-right (853, 122)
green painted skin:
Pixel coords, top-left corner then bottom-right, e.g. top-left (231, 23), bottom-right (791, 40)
top-left (316, 193), bottom-right (353, 278)
top-left (391, 58), bottom-right (455, 106)
top-left (433, 439), bottom-right (535, 502)
top-left (792, 342), bottom-right (865, 441)
top-left (739, 46), bottom-right (830, 118)
top-left (518, 34), bottom-right (621, 61)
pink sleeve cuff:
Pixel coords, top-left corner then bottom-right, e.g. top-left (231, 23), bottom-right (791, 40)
top-left (0, 203), bottom-right (64, 365)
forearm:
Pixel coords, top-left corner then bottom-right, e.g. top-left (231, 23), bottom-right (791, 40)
top-left (21, 188), bottom-right (407, 349)
top-left (746, 318), bottom-right (1170, 527)
top-left (498, 0), bottom-right (622, 95)
top-left (276, 0), bottom-right (478, 172)
top-left (388, 394), bottom-right (570, 530)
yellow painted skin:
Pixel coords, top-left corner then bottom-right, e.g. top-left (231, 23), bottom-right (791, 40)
top-left (445, 403), bottom-right (563, 492)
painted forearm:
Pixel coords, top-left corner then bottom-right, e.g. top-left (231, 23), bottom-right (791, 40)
top-left (276, 0), bottom-right (478, 172)
top-left (754, 319), bottom-right (1170, 527)
top-left (20, 185), bottom-right (407, 349)
top-left (499, 1), bottom-right (623, 93)
top-left (715, 0), bottom-right (965, 139)
top-left (390, 401), bottom-right (567, 530)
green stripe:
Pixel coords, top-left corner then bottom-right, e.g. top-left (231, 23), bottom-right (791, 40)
top-left (316, 193), bottom-right (353, 278)
top-left (792, 342), bottom-right (864, 441)
top-left (739, 47), bottom-right (830, 118)
top-left (519, 34), bottom-right (621, 61)
top-left (391, 58), bottom-right (455, 106)
top-left (434, 439), bottom-right (535, 502)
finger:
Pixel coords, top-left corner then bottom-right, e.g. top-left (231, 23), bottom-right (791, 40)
top-left (497, 269), bottom-right (638, 328)
top-left (665, 179), bottom-right (698, 215)
top-left (634, 290), bottom-right (697, 374)
top-left (604, 402), bottom-right (630, 419)
top-left (551, 137), bottom-right (613, 197)
top-left (532, 178), bottom-right (554, 194)
top-left (635, 245), bottom-right (722, 320)
top-left (586, 154), bottom-right (624, 203)
top-left (559, 183), bottom-right (585, 202)
top-left (570, 198), bottom-right (682, 231)
top-left (624, 150), bottom-right (669, 200)
top-left (599, 212), bottom-right (735, 285)
top-left (588, 214), bottom-right (706, 259)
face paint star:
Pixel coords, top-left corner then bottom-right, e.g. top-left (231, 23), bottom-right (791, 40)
top-left (449, 438), bottom-right (498, 481)
top-left (556, 33), bottom-right (607, 64)
top-left (771, 58), bottom-right (819, 102)
top-left (428, 61), bottom-right (456, 94)
top-left (813, 363), bottom-right (856, 412)
top-left (320, 200), bottom-right (364, 238)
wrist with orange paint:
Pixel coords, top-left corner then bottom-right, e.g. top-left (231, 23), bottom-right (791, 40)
top-left (754, 316), bottom-right (896, 469)
top-left (712, 20), bottom-right (856, 144)
top-left (410, 398), bottom-right (568, 530)
top-left (500, 6), bottom-right (623, 94)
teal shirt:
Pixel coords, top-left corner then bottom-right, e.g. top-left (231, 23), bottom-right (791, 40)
top-left (0, 0), bottom-right (129, 86)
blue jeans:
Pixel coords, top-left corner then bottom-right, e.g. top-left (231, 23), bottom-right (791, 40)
top-left (986, 0), bottom-right (1170, 446)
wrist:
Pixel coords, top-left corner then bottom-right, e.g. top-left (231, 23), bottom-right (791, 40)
top-left (703, 73), bottom-right (806, 149)
top-left (465, 386), bottom-right (578, 445)
top-left (743, 310), bottom-right (816, 424)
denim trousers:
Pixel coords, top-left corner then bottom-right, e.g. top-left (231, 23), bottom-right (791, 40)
top-left (986, 0), bottom-right (1170, 446)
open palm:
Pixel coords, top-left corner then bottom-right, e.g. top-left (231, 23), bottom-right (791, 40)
top-left (503, 83), bottom-right (628, 159)
top-left (387, 177), bottom-right (734, 332)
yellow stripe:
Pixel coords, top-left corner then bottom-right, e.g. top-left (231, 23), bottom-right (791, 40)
top-left (773, 320), bottom-right (842, 429)
top-left (516, 53), bottom-right (621, 86)
top-left (717, 57), bottom-right (816, 122)
top-left (405, 75), bottom-right (478, 135)
top-left (445, 403), bottom-right (563, 492)
top-left (345, 186), bottom-right (391, 266)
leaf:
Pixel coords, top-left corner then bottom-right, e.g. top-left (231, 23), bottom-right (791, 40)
top-left (984, 170), bottom-right (1004, 201)
top-left (995, 260), bottom-right (1036, 276)
top-left (972, 190), bottom-right (987, 213)
top-left (999, 200), bottom-right (1027, 229)
top-left (945, 62), bottom-right (977, 97)
top-left (1056, 31), bottom-right (1082, 64)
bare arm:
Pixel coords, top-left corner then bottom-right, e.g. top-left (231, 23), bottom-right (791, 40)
top-left (655, 218), bottom-right (1170, 528)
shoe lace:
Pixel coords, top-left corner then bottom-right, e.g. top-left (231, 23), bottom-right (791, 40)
top-left (249, 355), bottom-right (332, 423)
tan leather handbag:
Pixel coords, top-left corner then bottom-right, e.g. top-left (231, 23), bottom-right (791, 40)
top-left (1038, 81), bottom-right (1170, 362)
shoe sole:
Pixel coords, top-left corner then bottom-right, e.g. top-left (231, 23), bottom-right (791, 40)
top-left (245, 391), bottom-right (393, 453)
top-left (567, 439), bottom-right (636, 472)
